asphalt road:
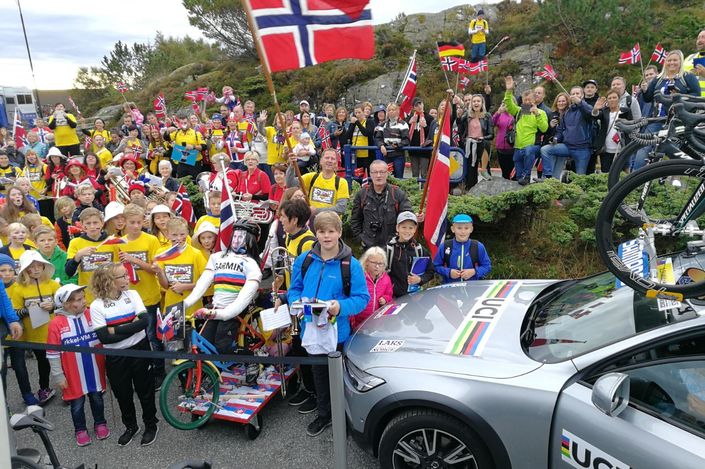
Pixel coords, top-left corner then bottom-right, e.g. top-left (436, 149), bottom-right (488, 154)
top-left (5, 355), bottom-right (380, 469)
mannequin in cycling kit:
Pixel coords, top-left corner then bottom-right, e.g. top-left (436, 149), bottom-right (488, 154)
top-left (183, 221), bottom-right (262, 382)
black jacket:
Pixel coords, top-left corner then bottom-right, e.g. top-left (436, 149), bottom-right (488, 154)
top-left (386, 235), bottom-right (435, 298)
top-left (593, 106), bottom-right (633, 152)
top-left (350, 183), bottom-right (412, 249)
top-left (455, 111), bottom-right (494, 142)
top-left (406, 112), bottom-right (434, 148)
top-left (373, 119), bottom-right (410, 158)
top-left (345, 118), bottom-right (376, 159)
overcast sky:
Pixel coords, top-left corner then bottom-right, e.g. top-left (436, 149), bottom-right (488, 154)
top-left (1, 0), bottom-right (497, 90)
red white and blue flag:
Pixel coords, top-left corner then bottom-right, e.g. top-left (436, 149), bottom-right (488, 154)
top-left (317, 124), bottom-right (332, 150)
top-left (619, 43), bottom-right (641, 65)
top-left (154, 243), bottom-right (187, 262)
top-left (217, 167), bottom-right (237, 252)
top-left (245, 0), bottom-right (375, 73)
top-left (398, 53), bottom-right (417, 119)
top-left (12, 109), bottom-right (28, 149)
top-left (116, 82), bottom-right (128, 93)
top-left (651, 43), bottom-right (667, 64)
top-left (153, 93), bottom-right (166, 119)
top-left (460, 76), bottom-right (471, 90)
top-left (172, 184), bottom-right (196, 227)
top-left (122, 261), bottom-right (139, 284)
top-left (423, 99), bottom-right (451, 259)
top-left (156, 307), bottom-right (175, 341)
top-left (440, 56), bottom-right (459, 72)
top-left (535, 64), bottom-right (558, 81)
top-left (68, 96), bottom-right (81, 117)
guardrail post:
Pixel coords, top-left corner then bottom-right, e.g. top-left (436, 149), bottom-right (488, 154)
top-left (0, 347), bottom-right (15, 466)
top-left (328, 351), bottom-right (346, 469)
top-left (343, 145), bottom-right (352, 187)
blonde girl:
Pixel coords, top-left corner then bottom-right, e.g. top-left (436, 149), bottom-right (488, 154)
top-left (0, 222), bottom-right (32, 263)
top-left (351, 246), bottom-right (393, 331)
top-left (22, 150), bottom-right (48, 198)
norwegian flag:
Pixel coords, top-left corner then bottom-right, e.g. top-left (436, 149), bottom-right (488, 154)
top-left (115, 82), bottom-right (128, 94)
top-left (535, 64), bottom-right (558, 81)
top-left (184, 90), bottom-right (197, 101)
top-left (172, 184), bottom-right (196, 227)
top-left (457, 59), bottom-right (471, 74)
top-left (68, 96), bottom-right (81, 116)
top-left (217, 167), bottom-right (236, 252)
top-left (246, 0), bottom-right (374, 72)
top-left (318, 124), bottom-right (332, 150)
top-left (651, 43), bottom-right (667, 64)
top-left (459, 76), bottom-right (470, 91)
top-left (153, 93), bottom-right (166, 119)
top-left (84, 135), bottom-right (92, 151)
top-left (477, 59), bottom-right (488, 72)
top-left (12, 109), bottom-right (28, 149)
top-left (423, 99), bottom-right (451, 259)
top-left (619, 43), bottom-right (641, 65)
top-left (398, 54), bottom-right (417, 119)
top-left (440, 56), bottom-right (459, 72)
top-left (196, 88), bottom-right (209, 102)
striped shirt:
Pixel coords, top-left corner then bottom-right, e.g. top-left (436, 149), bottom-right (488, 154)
top-left (207, 252), bottom-right (262, 309)
top-left (90, 290), bottom-right (146, 349)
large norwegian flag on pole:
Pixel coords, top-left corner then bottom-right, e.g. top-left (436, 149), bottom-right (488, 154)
top-left (216, 157), bottom-right (236, 252)
top-left (619, 43), bottom-right (641, 65)
top-left (397, 51), bottom-right (417, 119)
top-left (244, 0), bottom-right (375, 72)
top-left (422, 100), bottom-right (452, 259)
top-left (12, 109), bottom-right (28, 149)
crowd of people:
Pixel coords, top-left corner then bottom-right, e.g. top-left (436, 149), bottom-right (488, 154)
top-left (0, 27), bottom-right (703, 449)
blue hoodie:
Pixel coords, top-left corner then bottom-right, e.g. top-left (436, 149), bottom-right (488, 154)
top-left (0, 279), bottom-right (19, 330)
top-left (433, 238), bottom-right (492, 284)
top-left (288, 240), bottom-right (369, 344)
top-left (556, 99), bottom-right (594, 149)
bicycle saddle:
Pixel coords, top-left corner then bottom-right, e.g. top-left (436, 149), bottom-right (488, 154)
top-left (680, 100), bottom-right (705, 113)
top-left (10, 407), bottom-right (54, 432)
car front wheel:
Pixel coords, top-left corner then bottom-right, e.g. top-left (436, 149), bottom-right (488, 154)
top-left (379, 408), bottom-right (494, 469)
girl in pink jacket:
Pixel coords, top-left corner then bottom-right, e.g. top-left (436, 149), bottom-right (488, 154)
top-left (351, 247), bottom-right (394, 331)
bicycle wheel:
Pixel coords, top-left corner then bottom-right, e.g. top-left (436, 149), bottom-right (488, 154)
top-left (596, 159), bottom-right (705, 299)
top-left (160, 361), bottom-right (220, 430)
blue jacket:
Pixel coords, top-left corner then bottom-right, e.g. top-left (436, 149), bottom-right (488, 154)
top-left (0, 281), bottom-right (19, 327)
top-left (644, 73), bottom-right (702, 116)
top-left (433, 238), bottom-right (492, 283)
top-left (556, 100), bottom-right (594, 149)
top-left (288, 241), bottom-right (369, 344)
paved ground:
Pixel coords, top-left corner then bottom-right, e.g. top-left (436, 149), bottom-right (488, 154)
top-left (5, 356), bottom-right (380, 469)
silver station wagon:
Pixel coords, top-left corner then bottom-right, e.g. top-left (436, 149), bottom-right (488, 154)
top-left (344, 273), bottom-right (705, 468)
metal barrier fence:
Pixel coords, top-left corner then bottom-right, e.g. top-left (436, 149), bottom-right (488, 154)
top-left (341, 144), bottom-right (467, 186)
top-left (1, 340), bottom-right (349, 469)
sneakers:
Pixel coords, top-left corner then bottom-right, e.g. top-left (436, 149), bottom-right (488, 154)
top-left (517, 176), bottom-right (530, 186)
top-left (153, 374), bottom-right (164, 392)
top-left (117, 426), bottom-right (140, 447)
top-left (141, 426), bottom-right (159, 446)
top-left (288, 389), bottom-right (313, 407)
top-left (479, 170), bottom-right (492, 181)
top-left (37, 388), bottom-right (55, 405)
top-left (297, 397), bottom-right (317, 414)
top-left (22, 392), bottom-right (40, 406)
top-left (306, 416), bottom-right (332, 437)
top-left (76, 430), bottom-right (91, 447)
top-left (95, 423), bottom-right (110, 440)
top-left (245, 363), bottom-right (260, 386)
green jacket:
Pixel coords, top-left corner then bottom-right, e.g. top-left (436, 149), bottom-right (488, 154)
top-left (503, 91), bottom-right (548, 149)
top-left (42, 246), bottom-right (77, 285)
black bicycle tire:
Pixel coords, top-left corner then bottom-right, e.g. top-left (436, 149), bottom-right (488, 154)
top-left (596, 159), bottom-right (705, 299)
top-left (160, 361), bottom-right (220, 431)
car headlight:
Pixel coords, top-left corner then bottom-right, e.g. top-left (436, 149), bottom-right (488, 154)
top-left (344, 356), bottom-right (385, 392)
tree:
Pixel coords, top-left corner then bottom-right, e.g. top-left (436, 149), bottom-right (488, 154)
top-left (182, 0), bottom-right (255, 58)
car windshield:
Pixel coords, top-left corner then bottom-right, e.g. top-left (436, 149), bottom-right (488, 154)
top-left (524, 271), bottom-right (700, 363)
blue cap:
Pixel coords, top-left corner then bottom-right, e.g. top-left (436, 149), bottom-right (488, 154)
top-left (0, 254), bottom-right (15, 268)
top-left (211, 113), bottom-right (222, 121)
top-left (452, 214), bottom-right (473, 224)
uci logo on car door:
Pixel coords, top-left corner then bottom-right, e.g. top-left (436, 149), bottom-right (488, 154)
top-left (561, 429), bottom-right (631, 469)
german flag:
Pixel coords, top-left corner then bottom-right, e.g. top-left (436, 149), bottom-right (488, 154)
top-left (437, 41), bottom-right (465, 58)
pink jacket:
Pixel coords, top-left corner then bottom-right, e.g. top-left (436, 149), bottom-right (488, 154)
top-left (351, 271), bottom-right (394, 331)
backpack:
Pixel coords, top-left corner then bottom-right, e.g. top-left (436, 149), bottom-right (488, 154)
top-left (295, 235), bottom-right (317, 256)
top-left (300, 250), bottom-right (352, 297)
top-left (386, 240), bottom-right (423, 272)
top-left (308, 173), bottom-right (340, 202)
top-left (359, 183), bottom-right (400, 212)
top-left (442, 239), bottom-right (479, 269)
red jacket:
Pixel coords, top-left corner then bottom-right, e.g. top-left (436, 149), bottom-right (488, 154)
top-left (233, 168), bottom-right (271, 200)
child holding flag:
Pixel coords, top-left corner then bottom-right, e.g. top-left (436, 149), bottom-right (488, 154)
top-left (47, 284), bottom-right (109, 447)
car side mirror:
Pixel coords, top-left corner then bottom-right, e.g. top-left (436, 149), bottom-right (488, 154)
top-left (591, 372), bottom-right (630, 417)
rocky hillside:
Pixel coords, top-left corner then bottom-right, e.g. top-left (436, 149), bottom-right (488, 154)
top-left (77, 1), bottom-right (705, 125)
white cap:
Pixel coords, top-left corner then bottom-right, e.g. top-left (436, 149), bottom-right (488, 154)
top-left (54, 284), bottom-right (88, 307)
top-left (104, 201), bottom-right (125, 223)
top-left (396, 211), bottom-right (418, 225)
top-left (150, 204), bottom-right (172, 216)
top-left (18, 250), bottom-right (55, 277)
top-left (299, 100), bottom-right (309, 106)
top-left (47, 147), bottom-right (64, 158)
top-left (194, 221), bottom-right (218, 239)
top-left (300, 132), bottom-right (311, 140)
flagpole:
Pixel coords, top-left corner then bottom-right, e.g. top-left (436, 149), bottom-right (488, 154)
top-left (242, 1), bottom-right (307, 197)
top-left (485, 36), bottom-right (510, 59)
top-left (638, 43), bottom-right (646, 80)
top-left (453, 72), bottom-right (460, 95)
top-left (419, 91), bottom-right (452, 215)
top-left (396, 50), bottom-right (416, 104)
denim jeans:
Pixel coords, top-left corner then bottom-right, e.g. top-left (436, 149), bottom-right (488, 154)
top-left (513, 145), bottom-right (540, 179)
top-left (632, 122), bottom-right (664, 170)
top-left (70, 392), bottom-right (106, 432)
top-left (470, 43), bottom-right (487, 63)
top-left (541, 144), bottom-right (592, 176)
top-left (385, 153), bottom-right (405, 179)
top-left (1, 346), bottom-right (32, 397)
top-left (144, 304), bottom-right (165, 376)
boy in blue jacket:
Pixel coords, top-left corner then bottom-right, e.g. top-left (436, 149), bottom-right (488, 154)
top-left (288, 211), bottom-right (369, 438)
top-left (433, 214), bottom-right (491, 283)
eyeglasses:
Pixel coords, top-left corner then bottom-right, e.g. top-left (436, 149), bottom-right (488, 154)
top-left (368, 261), bottom-right (385, 266)
top-left (112, 273), bottom-right (129, 280)
top-left (370, 171), bottom-right (387, 175)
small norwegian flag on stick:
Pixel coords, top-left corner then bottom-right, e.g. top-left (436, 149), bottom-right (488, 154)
top-left (619, 43), bottom-right (641, 65)
top-left (651, 44), bottom-right (667, 65)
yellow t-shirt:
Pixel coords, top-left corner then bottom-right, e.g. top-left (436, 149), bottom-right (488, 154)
top-left (265, 127), bottom-right (286, 165)
top-left (469, 18), bottom-right (489, 44)
top-left (88, 129), bottom-right (111, 153)
top-left (66, 235), bottom-right (117, 302)
top-left (170, 129), bottom-right (205, 162)
top-left (48, 113), bottom-right (80, 146)
top-left (301, 172), bottom-right (350, 210)
top-left (0, 165), bottom-right (22, 179)
top-left (96, 147), bottom-right (113, 168)
top-left (351, 119), bottom-right (370, 159)
top-left (208, 129), bottom-right (225, 158)
top-left (156, 245), bottom-right (206, 320)
top-left (11, 278), bottom-right (60, 343)
top-left (8, 245), bottom-right (29, 265)
top-left (121, 232), bottom-right (161, 306)
top-left (195, 215), bottom-right (220, 233)
top-left (23, 163), bottom-right (47, 198)
top-left (284, 229), bottom-right (316, 288)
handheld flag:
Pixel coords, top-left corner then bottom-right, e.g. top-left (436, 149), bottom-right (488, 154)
top-left (196, 88), bottom-right (209, 102)
top-left (619, 43), bottom-right (641, 65)
top-left (101, 236), bottom-right (128, 246)
top-left (83, 135), bottom-right (92, 152)
top-left (217, 156), bottom-right (236, 252)
top-left (460, 76), bottom-right (470, 91)
top-left (153, 93), bottom-right (166, 119)
top-left (244, 0), bottom-right (374, 73)
top-left (68, 96), bottom-right (81, 117)
top-left (535, 64), bottom-right (558, 81)
top-left (184, 90), bottom-right (197, 101)
top-left (115, 82), bottom-right (128, 94)
top-left (441, 56), bottom-right (459, 72)
top-left (12, 109), bottom-right (28, 149)
top-left (122, 262), bottom-right (139, 284)
top-left (154, 243), bottom-right (186, 262)
top-left (156, 308), bottom-right (175, 341)
top-left (171, 184), bottom-right (196, 227)
top-left (437, 41), bottom-right (465, 58)
top-left (317, 125), bottom-right (332, 151)
top-left (651, 44), bottom-right (667, 64)
top-left (397, 52), bottom-right (417, 119)
top-left (422, 102), bottom-right (452, 259)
